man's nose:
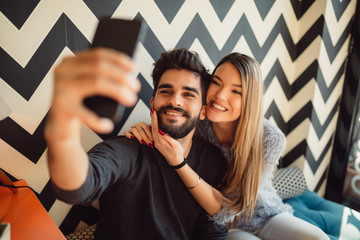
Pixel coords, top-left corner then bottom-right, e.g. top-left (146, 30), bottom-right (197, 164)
top-left (168, 93), bottom-right (183, 107)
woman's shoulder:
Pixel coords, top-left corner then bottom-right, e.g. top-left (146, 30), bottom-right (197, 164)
top-left (263, 119), bottom-right (286, 164)
top-left (263, 119), bottom-right (285, 139)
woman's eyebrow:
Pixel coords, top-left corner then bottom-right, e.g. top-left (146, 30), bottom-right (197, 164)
top-left (213, 75), bottom-right (222, 81)
top-left (213, 75), bottom-right (242, 88)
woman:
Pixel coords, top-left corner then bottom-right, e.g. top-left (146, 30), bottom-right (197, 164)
top-left (125, 52), bottom-right (329, 240)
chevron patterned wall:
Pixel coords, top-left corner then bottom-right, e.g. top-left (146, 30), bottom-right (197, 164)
top-left (0, 0), bottom-right (357, 233)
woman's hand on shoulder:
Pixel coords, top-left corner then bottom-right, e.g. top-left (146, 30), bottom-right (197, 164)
top-left (151, 109), bottom-right (184, 166)
top-left (124, 121), bottom-right (154, 148)
top-left (124, 108), bottom-right (185, 166)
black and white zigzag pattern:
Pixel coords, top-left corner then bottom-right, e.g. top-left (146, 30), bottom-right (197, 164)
top-left (0, 0), bottom-right (356, 233)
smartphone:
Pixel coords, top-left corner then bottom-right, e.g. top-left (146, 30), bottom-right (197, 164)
top-left (83, 17), bottom-right (147, 123)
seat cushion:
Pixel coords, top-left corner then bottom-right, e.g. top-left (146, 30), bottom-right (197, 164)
top-left (284, 189), bottom-right (360, 240)
top-left (274, 167), bottom-right (307, 199)
top-left (66, 224), bottom-right (96, 240)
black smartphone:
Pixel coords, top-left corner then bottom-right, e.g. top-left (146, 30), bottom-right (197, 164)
top-left (83, 17), bottom-right (147, 123)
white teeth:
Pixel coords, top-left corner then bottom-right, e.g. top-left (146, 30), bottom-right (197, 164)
top-left (212, 102), bottom-right (226, 111)
top-left (166, 111), bottom-right (182, 116)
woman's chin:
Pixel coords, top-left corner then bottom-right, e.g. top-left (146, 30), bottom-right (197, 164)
top-left (206, 112), bottom-right (221, 122)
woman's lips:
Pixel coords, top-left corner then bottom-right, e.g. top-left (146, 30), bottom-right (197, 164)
top-left (210, 101), bottom-right (227, 111)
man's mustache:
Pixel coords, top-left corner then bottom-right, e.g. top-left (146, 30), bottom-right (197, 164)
top-left (157, 105), bottom-right (191, 118)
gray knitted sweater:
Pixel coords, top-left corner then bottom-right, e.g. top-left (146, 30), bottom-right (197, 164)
top-left (195, 118), bottom-right (293, 231)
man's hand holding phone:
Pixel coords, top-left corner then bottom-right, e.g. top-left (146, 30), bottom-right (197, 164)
top-left (47, 48), bottom-right (140, 137)
top-left (46, 18), bottom-right (146, 138)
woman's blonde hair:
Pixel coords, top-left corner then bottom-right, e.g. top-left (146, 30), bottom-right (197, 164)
top-left (215, 53), bottom-right (264, 219)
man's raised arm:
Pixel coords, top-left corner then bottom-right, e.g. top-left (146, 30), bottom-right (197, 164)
top-left (44, 48), bottom-right (140, 191)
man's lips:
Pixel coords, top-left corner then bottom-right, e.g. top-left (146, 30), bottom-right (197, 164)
top-left (164, 110), bottom-right (184, 117)
top-left (158, 105), bottom-right (190, 118)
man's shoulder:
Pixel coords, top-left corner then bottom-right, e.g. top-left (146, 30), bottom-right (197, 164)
top-left (193, 136), bottom-right (221, 152)
top-left (89, 135), bottom-right (140, 154)
top-left (193, 136), bottom-right (226, 163)
top-left (192, 137), bottom-right (227, 186)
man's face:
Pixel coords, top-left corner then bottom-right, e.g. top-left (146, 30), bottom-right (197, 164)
top-left (151, 69), bottom-right (205, 139)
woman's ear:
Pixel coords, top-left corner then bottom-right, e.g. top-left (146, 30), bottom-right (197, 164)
top-left (200, 105), bottom-right (206, 120)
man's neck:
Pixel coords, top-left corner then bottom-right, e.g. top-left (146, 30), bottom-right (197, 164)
top-left (176, 129), bottom-right (196, 158)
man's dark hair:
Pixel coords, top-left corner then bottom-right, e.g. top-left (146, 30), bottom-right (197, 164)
top-left (151, 48), bottom-right (209, 104)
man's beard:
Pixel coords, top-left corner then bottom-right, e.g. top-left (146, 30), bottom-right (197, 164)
top-left (157, 105), bottom-right (200, 139)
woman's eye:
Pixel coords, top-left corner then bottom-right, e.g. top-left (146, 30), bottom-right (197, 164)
top-left (211, 80), bottom-right (220, 86)
top-left (232, 90), bottom-right (242, 95)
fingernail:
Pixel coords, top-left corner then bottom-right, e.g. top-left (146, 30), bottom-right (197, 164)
top-left (100, 119), bottom-right (114, 131)
top-left (150, 107), bottom-right (154, 114)
top-left (130, 135), bottom-right (135, 140)
top-left (158, 129), bottom-right (165, 136)
top-left (141, 139), bottom-right (146, 145)
top-left (152, 141), bottom-right (154, 145)
top-left (148, 143), bottom-right (154, 148)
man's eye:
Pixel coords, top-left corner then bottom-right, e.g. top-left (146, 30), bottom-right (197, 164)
top-left (160, 90), bottom-right (171, 94)
top-left (184, 93), bottom-right (195, 97)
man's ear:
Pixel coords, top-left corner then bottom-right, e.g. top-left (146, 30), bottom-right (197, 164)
top-left (200, 105), bottom-right (206, 120)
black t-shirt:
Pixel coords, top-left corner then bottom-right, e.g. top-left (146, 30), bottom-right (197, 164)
top-left (53, 136), bottom-right (228, 240)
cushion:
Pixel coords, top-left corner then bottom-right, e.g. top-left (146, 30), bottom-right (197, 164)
top-left (285, 189), bottom-right (360, 240)
top-left (274, 167), bottom-right (307, 199)
top-left (65, 224), bottom-right (96, 240)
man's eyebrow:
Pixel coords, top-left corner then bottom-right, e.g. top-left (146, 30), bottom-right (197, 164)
top-left (183, 86), bottom-right (199, 95)
top-left (158, 83), bottom-right (199, 95)
top-left (213, 75), bottom-right (242, 88)
top-left (158, 83), bottom-right (173, 89)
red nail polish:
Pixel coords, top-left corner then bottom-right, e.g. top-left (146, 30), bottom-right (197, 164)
top-left (158, 129), bottom-right (165, 136)
top-left (141, 139), bottom-right (146, 145)
top-left (130, 135), bottom-right (135, 140)
top-left (148, 143), bottom-right (154, 149)
top-left (152, 141), bottom-right (154, 145)
top-left (150, 107), bottom-right (154, 114)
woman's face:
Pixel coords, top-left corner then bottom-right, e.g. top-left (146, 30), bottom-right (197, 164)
top-left (206, 62), bottom-right (242, 124)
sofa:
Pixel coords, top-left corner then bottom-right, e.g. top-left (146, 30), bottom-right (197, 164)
top-left (65, 167), bottom-right (360, 239)
top-left (275, 167), bottom-right (360, 240)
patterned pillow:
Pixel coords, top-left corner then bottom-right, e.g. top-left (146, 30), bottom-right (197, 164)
top-left (274, 167), bottom-right (307, 199)
top-left (65, 224), bottom-right (96, 240)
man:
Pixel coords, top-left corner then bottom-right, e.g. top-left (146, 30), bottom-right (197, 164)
top-left (45, 48), bottom-right (228, 239)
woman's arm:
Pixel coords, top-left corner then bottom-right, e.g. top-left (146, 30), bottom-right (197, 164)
top-left (175, 163), bottom-right (223, 215)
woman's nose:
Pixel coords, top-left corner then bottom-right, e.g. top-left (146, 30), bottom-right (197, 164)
top-left (215, 88), bottom-right (227, 101)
